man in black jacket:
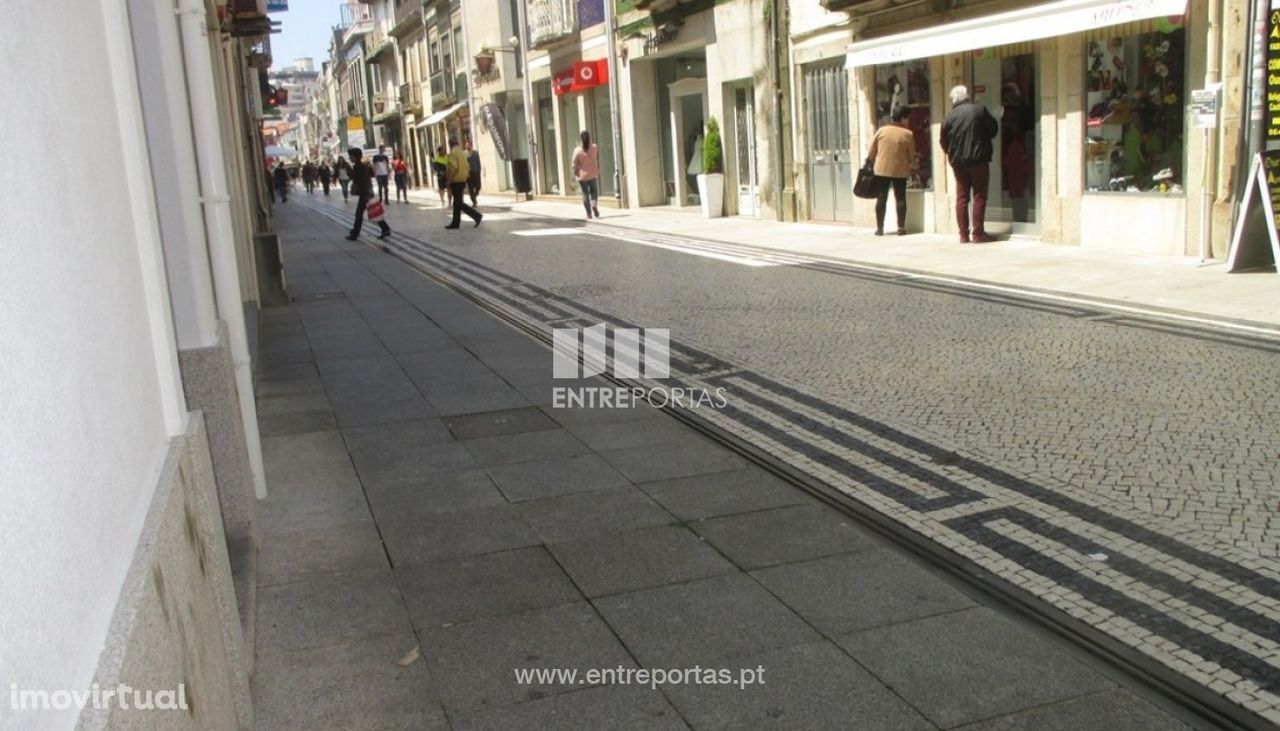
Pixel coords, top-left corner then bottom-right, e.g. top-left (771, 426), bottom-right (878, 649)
top-left (345, 148), bottom-right (391, 241)
top-left (940, 85), bottom-right (999, 243)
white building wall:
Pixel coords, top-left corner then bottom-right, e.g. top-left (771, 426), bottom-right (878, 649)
top-left (0, 2), bottom-right (184, 729)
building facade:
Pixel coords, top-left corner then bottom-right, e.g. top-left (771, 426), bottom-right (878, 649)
top-left (453, 0), bottom-right (1251, 258)
top-left (3, 0), bottom-right (287, 727)
top-left (815, 0), bottom-right (1245, 255)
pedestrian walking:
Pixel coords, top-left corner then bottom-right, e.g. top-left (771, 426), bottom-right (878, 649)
top-left (392, 152), bottom-right (408, 203)
top-left (272, 161), bottom-right (289, 203)
top-left (571, 131), bottom-right (601, 220)
top-left (318, 159), bottom-right (332, 196)
top-left (432, 146), bottom-right (449, 206)
top-left (302, 160), bottom-right (316, 194)
top-left (345, 148), bottom-right (391, 241)
top-left (334, 156), bottom-right (351, 201)
top-left (266, 166), bottom-right (276, 203)
top-left (866, 105), bottom-right (917, 236)
top-left (444, 138), bottom-right (483, 229)
top-left (940, 85), bottom-right (1000, 243)
top-left (465, 140), bottom-right (482, 207)
top-left (371, 145), bottom-right (391, 203)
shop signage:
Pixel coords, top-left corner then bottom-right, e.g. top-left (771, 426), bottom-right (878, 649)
top-left (266, 0), bottom-right (287, 11)
top-left (346, 116), bottom-right (365, 150)
top-left (1267, 6), bottom-right (1280, 141)
top-left (1190, 87), bottom-right (1219, 128)
top-left (552, 68), bottom-right (576, 96)
top-left (845, 0), bottom-right (1187, 68)
top-left (480, 103), bottom-right (512, 162)
top-left (641, 26), bottom-right (680, 55)
top-left (1227, 150), bottom-right (1280, 272)
top-left (552, 61), bottom-right (609, 96)
top-left (573, 60), bottom-right (609, 91)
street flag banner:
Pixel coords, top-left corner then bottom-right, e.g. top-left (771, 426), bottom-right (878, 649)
top-left (480, 104), bottom-right (512, 162)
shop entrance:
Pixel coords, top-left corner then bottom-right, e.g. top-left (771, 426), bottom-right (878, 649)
top-left (731, 84), bottom-right (759, 216)
top-left (804, 61), bottom-right (853, 223)
top-left (968, 50), bottom-right (1038, 235)
top-left (666, 77), bottom-right (709, 207)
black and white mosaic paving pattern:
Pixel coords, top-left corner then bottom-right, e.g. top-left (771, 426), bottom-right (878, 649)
top-left (300, 198), bottom-right (1280, 724)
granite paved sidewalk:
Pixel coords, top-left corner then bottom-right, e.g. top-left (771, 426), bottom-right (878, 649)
top-left (248, 203), bottom-right (1195, 730)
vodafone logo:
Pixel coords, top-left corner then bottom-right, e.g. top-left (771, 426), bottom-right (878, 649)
top-left (554, 60), bottom-right (609, 95)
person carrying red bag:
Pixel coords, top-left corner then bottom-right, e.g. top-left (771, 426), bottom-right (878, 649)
top-left (345, 148), bottom-right (392, 241)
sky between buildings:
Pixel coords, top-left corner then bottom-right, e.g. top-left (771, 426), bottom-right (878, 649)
top-left (269, 0), bottom-right (340, 72)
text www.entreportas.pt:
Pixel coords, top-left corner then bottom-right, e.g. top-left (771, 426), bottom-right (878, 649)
top-left (513, 665), bottom-right (766, 690)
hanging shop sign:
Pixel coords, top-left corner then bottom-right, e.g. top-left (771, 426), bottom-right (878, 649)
top-left (346, 116), bottom-right (366, 150)
top-left (573, 59), bottom-right (609, 91)
top-left (266, 0), bottom-right (288, 11)
top-left (552, 68), bottom-right (576, 96)
top-left (480, 103), bottom-right (512, 161)
top-left (1227, 150), bottom-right (1280, 272)
top-left (552, 60), bottom-right (609, 96)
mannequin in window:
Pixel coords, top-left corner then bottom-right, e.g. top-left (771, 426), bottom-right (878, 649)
top-left (686, 124), bottom-right (704, 203)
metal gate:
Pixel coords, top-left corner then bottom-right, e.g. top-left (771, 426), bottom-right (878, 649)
top-left (804, 62), bottom-right (852, 223)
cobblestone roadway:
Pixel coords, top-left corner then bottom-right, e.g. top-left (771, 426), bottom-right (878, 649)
top-left (298, 197), bottom-right (1280, 724)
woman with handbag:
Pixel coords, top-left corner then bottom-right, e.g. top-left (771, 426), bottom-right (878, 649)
top-left (865, 105), bottom-right (918, 236)
top-left (333, 157), bottom-right (352, 201)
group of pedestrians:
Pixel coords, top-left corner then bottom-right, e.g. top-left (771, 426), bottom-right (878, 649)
top-left (276, 129), bottom-right (615, 242)
top-left (336, 137), bottom-right (489, 240)
top-left (865, 84), bottom-right (1000, 243)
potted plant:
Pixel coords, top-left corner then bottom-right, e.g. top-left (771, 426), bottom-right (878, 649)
top-left (696, 116), bottom-right (725, 218)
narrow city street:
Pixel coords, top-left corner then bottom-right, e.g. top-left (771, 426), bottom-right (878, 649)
top-left (250, 192), bottom-right (1280, 728)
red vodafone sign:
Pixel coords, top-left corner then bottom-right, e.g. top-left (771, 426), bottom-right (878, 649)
top-left (573, 59), bottom-right (608, 90)
top-left (552, 60), bottom-right (608, 96)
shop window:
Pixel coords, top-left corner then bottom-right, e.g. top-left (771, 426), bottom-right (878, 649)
top-left (874, 61), bottom-right (932, 189)
top-left (1084, 23), bottom-right (1186, 193)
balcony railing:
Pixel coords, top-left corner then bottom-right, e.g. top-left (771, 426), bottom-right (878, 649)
top-left (528, 0), bottom-right (577, 48)
top-left (429, 70), bottom-right (456, 107)
top-left (338, 3), bottom-right (372, 29)
top-left (368, 25), bottom-right (394, 57)
top-left (400, 82), bottom-right (422, 112)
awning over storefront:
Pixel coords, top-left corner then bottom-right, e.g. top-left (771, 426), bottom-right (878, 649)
top-left (845, 0), bottom-right (1187, 68)
top-left (415, 102), bottom-right (467, 128)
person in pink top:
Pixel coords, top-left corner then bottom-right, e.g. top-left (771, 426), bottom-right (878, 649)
top-left (571, 130), bottom-right (601, 220)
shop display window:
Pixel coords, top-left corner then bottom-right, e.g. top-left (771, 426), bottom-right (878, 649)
top-left (1084, 22), bottom-right (1186, 193)
top-left (874, 61), bottom-right (932, 189)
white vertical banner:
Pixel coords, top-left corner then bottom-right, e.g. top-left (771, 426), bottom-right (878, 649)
top-left (643, 329), bottom-right (670, 379)
top-left (613, 328), bottom-right (641, 378)
top-left (582, 323), bottom-right (608, 377)
top-left (552, 328), bottom-right (580, 379)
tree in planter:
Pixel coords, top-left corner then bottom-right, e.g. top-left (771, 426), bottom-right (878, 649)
top-left (697, 116), bottom-right (726, 217)
top-left (702, 116), bottom-right (724, 175)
